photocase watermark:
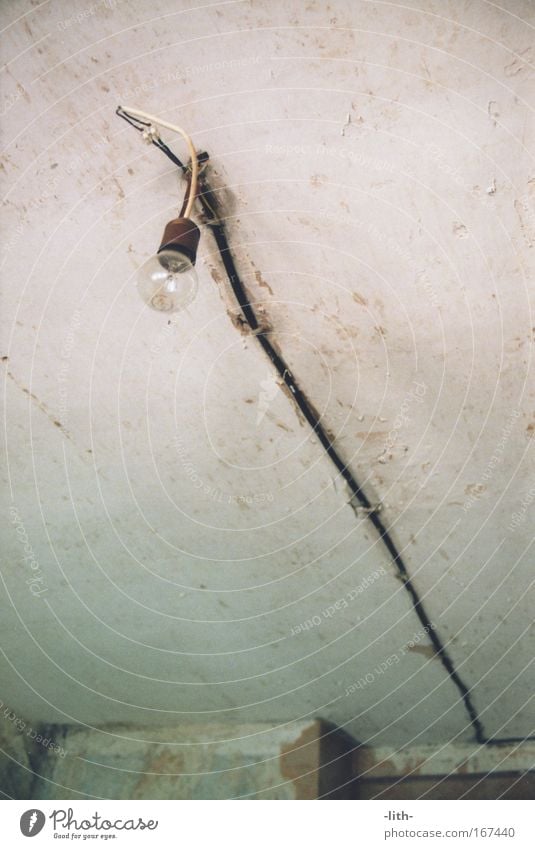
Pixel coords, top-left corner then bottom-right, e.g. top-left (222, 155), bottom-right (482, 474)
top-left (57, 310), bottom-right (82, 422)
top-left (0, 83), bottom-right (27, 118)
top-left (149, 314), bottom-right (181, 358)
top-left (425, 143), bottom-right (473, 193)
top-left (343, 623), bottom-right (437, 696)
top-left (49, 808), bottom-right (158, 834)
top-left (20, 810), bottom-right (46, 837)
top-left (508, 483), bottom-right (535, 532)
top-left (318, 208), bottom-right (439, 308)
top-left (414, 269), bottom-right (439, 308)
top-left (119, 55), bottom-right (262, 103)
top-left (256, 370), bottom-right (281, 425)
top-left (291, 566), bottom-right (386, 635)
top-left (377, 380), bottom-right (427, 464)
top-left (21, 807), bottom-right (160, 837)
top-left (9, 505), bottom-right (48, 597)
top-left (514, 191), bottom-right (535, 247)
top-left (266, 141), bottom-right (396, 175)
top-left (0, 700), bottom-right (66, 758)
top-left (62, 133), bottom-right (112, 178)
top-left (172, 437), bottom-right (273, 506)
top-left (266, 139), bottom-right (475, 198)
top-left (462, 409), bottom-right (520, 512)
top-left (2, 176), bottom-right (59, 265)
top-left (55, 0), bottom-right (124, 30)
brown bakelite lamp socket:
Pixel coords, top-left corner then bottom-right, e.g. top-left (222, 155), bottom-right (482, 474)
top-left (158, 217), bottom-right (201, 265)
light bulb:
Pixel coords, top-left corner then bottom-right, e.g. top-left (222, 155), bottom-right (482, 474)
top-left (137, 249), bottom-right (198, 313)
top-left (136, 217), bottom-right (201, 313)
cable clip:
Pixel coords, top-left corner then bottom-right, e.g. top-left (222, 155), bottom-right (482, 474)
top-left (349, 498), bottom-right (382, 517)
top-left (250, 323), bottom-right (271, 337)
top-left (141, 125), bottom-right (160, 145)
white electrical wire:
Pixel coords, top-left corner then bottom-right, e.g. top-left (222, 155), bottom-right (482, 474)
top-left (122, 106), bottom-right (198, 219)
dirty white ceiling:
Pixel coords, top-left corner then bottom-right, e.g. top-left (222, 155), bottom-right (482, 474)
top-left (1, 0), bottom-right (534, 749)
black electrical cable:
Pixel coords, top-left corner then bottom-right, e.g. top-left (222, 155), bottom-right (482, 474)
top-left (205, 217), bottom-right (485, 745)
top-left (116, 107), bottom-right (191, 216)
top-left (117, 113), bottom-right (535, 747)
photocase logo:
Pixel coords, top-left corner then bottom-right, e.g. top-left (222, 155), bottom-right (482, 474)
top-left (20, 809), bottom-right (45, 837)
top-left (256, 371), bottom-right (280, 425)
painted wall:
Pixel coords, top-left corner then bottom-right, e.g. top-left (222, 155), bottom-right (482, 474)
top-left (1, 0), bottom-right (533, 748)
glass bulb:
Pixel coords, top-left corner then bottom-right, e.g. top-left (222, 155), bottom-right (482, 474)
top-left (137, 249), bottom-right (198, 313)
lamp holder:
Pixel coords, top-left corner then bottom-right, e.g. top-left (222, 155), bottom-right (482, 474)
top-left (158, 217), bottom-right (201, 265)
